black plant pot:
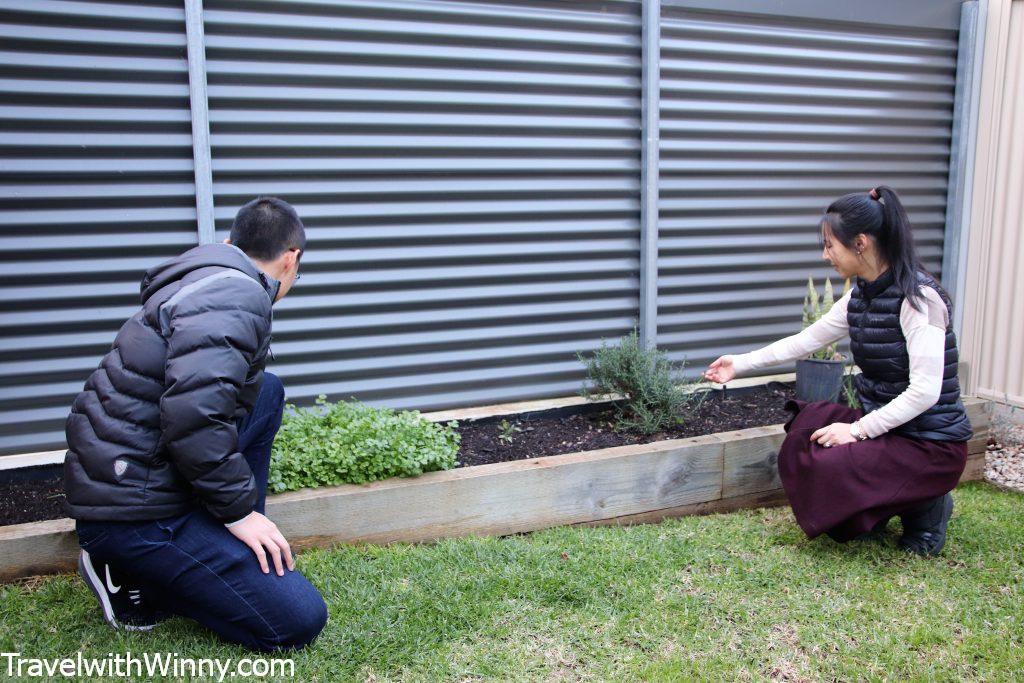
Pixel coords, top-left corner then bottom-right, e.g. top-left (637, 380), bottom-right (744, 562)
top-left (795, 358), bottom-right (845, 403)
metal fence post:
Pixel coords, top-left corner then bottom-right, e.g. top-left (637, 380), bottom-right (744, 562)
top-left (640, 0), bottom-right (661, 350)
top-left (184, 0), bottom-right (216, 244)
top-left (942, 0), bottom-right (983, 338)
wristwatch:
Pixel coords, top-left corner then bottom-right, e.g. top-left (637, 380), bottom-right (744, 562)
top-left (850, 421), bottom-right (869, 441)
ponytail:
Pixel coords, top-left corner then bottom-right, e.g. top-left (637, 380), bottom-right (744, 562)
top-left (873, 185), bottom-right (923, 310)
top-left (822, 185), bottom-right (925, 310)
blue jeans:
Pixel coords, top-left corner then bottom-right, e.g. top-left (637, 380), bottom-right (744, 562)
top-left (75, 373), bottom-right (328, 652)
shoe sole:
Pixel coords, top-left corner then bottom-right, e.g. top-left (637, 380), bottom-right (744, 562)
top-left (78, 550), bottom-right (155, 632)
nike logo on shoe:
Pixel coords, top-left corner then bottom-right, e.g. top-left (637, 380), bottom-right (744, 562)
top-left (105, 565), bottom-right (121, 594)
top-left (79, 550), bottom-right (163, 631)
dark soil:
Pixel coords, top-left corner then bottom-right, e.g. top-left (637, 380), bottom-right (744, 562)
top-left (457, 382), bottom-right (797, 467)
top-left (1, 382), bottom-right (803, 527)
top-left (0, 475), bottom-right (66, 527)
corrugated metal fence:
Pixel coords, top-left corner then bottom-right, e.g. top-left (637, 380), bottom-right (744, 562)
top-left (204, 0), bottom-right (644, 413)
top-left (0, 0), bottom-right (197, 455)
top-left (0, 0), bottom-right (966, 456)
top-left (657, 3), bottom-right (960, 364)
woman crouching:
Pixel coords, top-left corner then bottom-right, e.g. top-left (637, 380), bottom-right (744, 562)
top-left (704, 186), bottom-right (972, 556)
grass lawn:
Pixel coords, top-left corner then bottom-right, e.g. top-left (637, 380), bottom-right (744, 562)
top-left (2, 482), bottom-right (1022, 681)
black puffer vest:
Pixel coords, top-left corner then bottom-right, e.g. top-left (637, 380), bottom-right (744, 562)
top-left (848, 269), bottom-right (972, 442)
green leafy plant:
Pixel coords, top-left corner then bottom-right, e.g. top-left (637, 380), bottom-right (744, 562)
top-left (496, 418), bottom-right (522, 446)
top-left (268, 396), bottom-right (460, 493)
top-left (577, 329), bottom-right (706, 435)
top-left (843, 361), bottom-right (861, 410)
top-left (802, 276), bottom-right (850, 361)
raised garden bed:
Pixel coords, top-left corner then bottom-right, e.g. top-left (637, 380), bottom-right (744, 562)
top-left (0, 386), bottom-right (991, 582)
top-left (0, 382), bottom-right (799, 528)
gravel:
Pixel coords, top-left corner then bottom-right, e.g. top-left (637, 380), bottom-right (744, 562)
top-left (985, 422), bottom-right (1024, 493)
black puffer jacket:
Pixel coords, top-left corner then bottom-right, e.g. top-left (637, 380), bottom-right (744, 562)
top-left (63, 244), bottom-right (280, 523)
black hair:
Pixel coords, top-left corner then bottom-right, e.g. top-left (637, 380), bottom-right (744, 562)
top-left (230, 196), bottom-right (306, 262)
top-left (821, 185), bottom-right (925, 310)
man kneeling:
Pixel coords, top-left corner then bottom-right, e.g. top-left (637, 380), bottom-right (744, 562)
top-left (63, 197), bottom-right (327, 651)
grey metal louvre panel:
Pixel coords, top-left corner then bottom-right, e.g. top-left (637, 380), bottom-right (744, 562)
top-left (0, 0), bottom-right (196, 454)
top-left (657, 4), bottom-right (958, 373)
top-left (203, 0), bottom-right (643, 411)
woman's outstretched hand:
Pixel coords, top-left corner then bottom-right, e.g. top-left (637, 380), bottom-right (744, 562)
top-left (703, 355), bottom-right (736, 384)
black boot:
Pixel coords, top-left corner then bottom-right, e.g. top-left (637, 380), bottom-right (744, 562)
top-left (898, 493), bottom-right (954, 557)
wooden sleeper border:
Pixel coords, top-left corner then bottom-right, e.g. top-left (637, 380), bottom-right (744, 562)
top-left (0, 398), bottom-right (991, 582)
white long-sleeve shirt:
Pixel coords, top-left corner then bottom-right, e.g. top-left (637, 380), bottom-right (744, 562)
top-left (731, 287), bottom-right (950, 438)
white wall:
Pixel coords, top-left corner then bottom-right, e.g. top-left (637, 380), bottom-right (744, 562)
top-left (961, 0), bottom-right (1024, 406)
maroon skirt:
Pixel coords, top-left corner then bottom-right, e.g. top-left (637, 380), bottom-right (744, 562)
top-left (778, 400), bottom-right (968, 542)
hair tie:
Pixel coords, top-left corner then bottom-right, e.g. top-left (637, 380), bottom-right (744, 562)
top-left (869, 188), bottom-right (879, 200)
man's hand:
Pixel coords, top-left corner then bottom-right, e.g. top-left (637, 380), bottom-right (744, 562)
top-left (810, 422), bottom-right (856, 448)
top-left (227, 511), bottom-right (295, 576)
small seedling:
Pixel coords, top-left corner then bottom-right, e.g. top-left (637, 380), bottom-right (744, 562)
top-left (497, 419), bottom-right (522, 445)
